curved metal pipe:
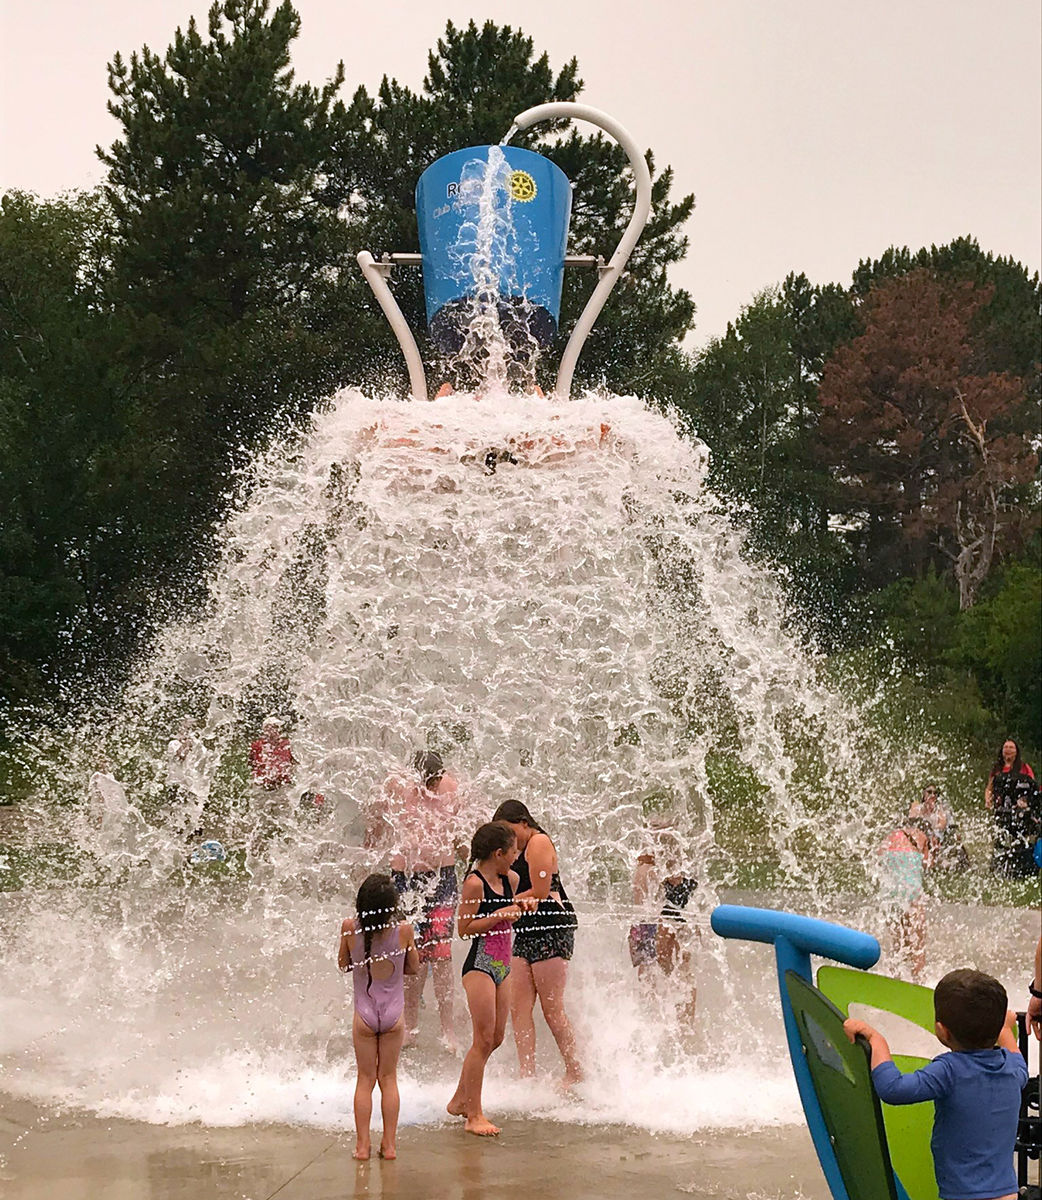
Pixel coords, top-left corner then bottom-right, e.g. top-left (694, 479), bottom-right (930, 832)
top-left (357, 251), bottom-right (428, 402)
top-left (505, 103), bottom-right (653, 399)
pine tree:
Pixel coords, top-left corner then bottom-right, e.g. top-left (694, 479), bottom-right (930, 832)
top-left (100, 0), bottom-right (353, 461)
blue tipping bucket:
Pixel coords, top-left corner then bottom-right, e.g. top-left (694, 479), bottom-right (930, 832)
top-left (415, 146), bottom-right (572, 353)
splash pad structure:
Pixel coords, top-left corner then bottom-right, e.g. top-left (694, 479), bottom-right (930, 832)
top-left (2, 103), bottom-right (1039, 1199)
top-left (358, 102), bottom-right (652, 399)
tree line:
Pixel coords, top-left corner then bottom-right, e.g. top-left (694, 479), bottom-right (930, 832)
top-left (1, 1), bottom-right (1038, 756)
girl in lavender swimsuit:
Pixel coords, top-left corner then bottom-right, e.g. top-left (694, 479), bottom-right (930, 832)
top-left (447, 822), bottom-right (533, 1136)
top-left (339, 874), bottom-right (419, 1160)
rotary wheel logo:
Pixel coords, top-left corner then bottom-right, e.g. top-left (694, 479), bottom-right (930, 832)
top-left (509, 170), bottom-right (537, 202)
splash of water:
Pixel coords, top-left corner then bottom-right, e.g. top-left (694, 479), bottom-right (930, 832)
top-left (1, 152), bottom-right (1030, 1135)
top-left (447, 146), bottom-right (544, 390)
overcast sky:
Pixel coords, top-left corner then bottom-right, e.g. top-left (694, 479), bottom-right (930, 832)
top-left (2, 0), bottom-right (1039, 345)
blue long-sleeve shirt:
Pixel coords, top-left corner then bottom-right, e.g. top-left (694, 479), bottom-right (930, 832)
top-left (872, 1048), bottom-right (1026, 1200)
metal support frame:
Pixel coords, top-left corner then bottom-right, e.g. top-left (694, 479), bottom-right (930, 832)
top-left (504, 103), bottom-right (653, 399)
top-left (356, 102), bottom-right (650, 401)
top-left (357, 251), bottom-right (428, 402)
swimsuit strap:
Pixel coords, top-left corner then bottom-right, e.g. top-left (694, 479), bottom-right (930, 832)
top-left (469, 868), bottom-right (514, 918)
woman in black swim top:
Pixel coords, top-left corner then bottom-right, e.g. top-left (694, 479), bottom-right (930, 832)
top-left (491, 800), bottom-right (582, 1084)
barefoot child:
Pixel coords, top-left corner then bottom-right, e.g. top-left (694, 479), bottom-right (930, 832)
top-left (844, 968), bottom-right (1026, 1200)
top-left (447, 822), bottom-right (531, 1136)
top-left (338, 874), bottom-right (419, 1160)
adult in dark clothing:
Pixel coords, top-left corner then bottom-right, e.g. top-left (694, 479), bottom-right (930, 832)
top-left (985, 739), bottom-right (1040, 878)
top-left (491, 800), bottom-right (581, 1086)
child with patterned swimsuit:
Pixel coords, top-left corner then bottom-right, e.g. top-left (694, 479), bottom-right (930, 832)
top-left (338, 874), bottom-right (419, 1161)
top-left (447, 822), bottom-right (533, 1136)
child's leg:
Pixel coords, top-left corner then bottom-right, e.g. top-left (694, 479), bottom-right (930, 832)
top-left (508, 956), bottom-right (538, 1076)
top-left (351, 1011), bottom-right (379, 1159)
top-left (447, 972), bottom-right (502, 1135)
top-left (403, 960), bottom-right (427, 1044)
top-left (430, 959), bottom-right (458, 1050)
top-left (904, 903), bottom-right (926, 983)
top-left (656, 924), bottom-right (680, 975)
top-left (531, 958), bottom-right (582, 1084)
top-left (375, 1017), bottom-right (404, 1158)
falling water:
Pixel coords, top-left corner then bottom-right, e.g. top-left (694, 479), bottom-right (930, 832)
top-left (1, 151), bottom-right (1034, 1137)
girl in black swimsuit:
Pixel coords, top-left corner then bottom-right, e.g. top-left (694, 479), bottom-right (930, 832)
top-left (447, 822), bottom-right (527, 1136)
top-left (492, 800), bottom-right (582, 1085)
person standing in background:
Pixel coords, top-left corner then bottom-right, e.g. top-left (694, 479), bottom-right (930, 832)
top-left (249, 716), bottom-right (296, 792)
top-left (985, 739), bottom-right (1038, 877)
top-left (878, 815), bottom-right (933, 983)
top-left (367, 750), bottom-right (467, 1050)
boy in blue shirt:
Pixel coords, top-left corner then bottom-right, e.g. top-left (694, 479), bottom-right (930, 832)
top-left (844, 968), bottom-right (1026, 1200)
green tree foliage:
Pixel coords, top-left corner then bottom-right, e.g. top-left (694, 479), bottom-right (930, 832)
top-left (0, 190), bottom-right (127, 698)
top-left (100, 0), bottom-right (356, 454)
top-left (682, 273), bottom-right (858, 617)
top-left (950, 562), bottom-right (1042, 744)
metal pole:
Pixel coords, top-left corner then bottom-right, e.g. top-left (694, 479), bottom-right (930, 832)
top-left (357, 251), bottom-right (428, 402)
top-left (505, 103), bottom-right (653, 399)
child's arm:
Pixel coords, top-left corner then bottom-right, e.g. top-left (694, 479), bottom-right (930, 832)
top-left (401, 922), bottom-right (420, 976)
top-left (633, 854), bottom-right (655, 905)
top-left (997, 1009), bottom-right (1021, 1054)
top-left (843, 1018), bottom-right (894, 1070)
top-left (846, 1018), bottom-right (955, 1105)
top-left (338, 918), bottom-right (355, 972)
top-left (457, 874), bottom-right (522, 938)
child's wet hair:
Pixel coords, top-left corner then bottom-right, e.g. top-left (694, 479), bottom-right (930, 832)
top-left (413, 749), bottom-right (444, 789)
top-left (470, 821), bottom-right (517, 863)
top-left (934, 968), bottom-right (1008, 1049)
top-left (355, 874), bottom-right (400, 987)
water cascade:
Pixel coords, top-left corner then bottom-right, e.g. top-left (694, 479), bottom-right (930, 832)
top-left (1, 107), bottom-right (1033, 1149)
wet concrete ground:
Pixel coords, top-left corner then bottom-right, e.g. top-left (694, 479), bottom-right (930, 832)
top-left (0, 1095), bottom-right (829, 1200)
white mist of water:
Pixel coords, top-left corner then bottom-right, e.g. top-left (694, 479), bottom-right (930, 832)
top-left (2, 152), bottom-right (1032, 1136)
top-left (1, 384), bottom-right (1036, 1132)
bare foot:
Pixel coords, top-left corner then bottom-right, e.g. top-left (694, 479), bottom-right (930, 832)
top-left (402, 1028), bottom-right (419, 1049)
top-left (438, 1033), bottom-right (461, 1056)
top-left (353, 1143), bottom-right (371, 1160)
top-left (556, 1070), bottom-right (583, 1095)
top-left (446, 1097), bottom-right (466, 1117)
top-left (378, 1144), bottom-right (396, 1160)
top-left (464, 1116), bottom-right (500, 1136)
